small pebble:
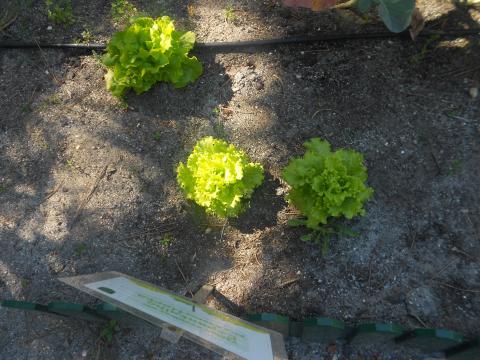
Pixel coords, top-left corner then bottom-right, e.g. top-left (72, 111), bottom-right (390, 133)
top-left (254, 80), bottom-right (264, 90)
top-left (47, 26), bottom-right (52, 31)
top-left (295, 74), bottom-right (302, 79)
top-left (469, 87), bottom-right (478, 99)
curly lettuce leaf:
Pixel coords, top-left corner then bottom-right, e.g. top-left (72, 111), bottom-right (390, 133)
top-left (177, 137), bottom-right (264, 218)
top-left (102, 16), bottom-right (203, 98)
top-left (283, 138), bottom-right (373, 228)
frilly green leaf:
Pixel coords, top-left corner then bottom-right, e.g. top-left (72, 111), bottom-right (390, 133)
top-left (282, 138), bottom-right (373, 229)
top-left (102, 16), bottom-right (203, 99)
top-left (176, 137), bottom-right (264, 218)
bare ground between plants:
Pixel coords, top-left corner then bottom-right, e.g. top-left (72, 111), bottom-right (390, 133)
top-left (1, 1), bottom-right (480, 359)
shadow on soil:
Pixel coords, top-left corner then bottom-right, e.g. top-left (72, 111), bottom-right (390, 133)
top-left (1, 1), bottom-right (480, 358)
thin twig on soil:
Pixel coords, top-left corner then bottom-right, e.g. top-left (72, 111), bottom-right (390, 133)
top-left (440, 64), bottom-right (480, 78)
top-left (272, 74), bottom-right (284, 93)
top-left (33, 39), bottom-right (62, 85)
top-left (278, 278), bottom-right (300, 288)
top-left (451, 246), bottom-right (476, 260)
top-left (254, 251), bottom-right (261, 266)
top-left (408, 313), bottom-right (427, 328)
top-left (398, 90), bottom-right (433, 99)
top-left (430, 260), bottom-right (456, 280)
top-left (449, 115), bottom-right (475, 122)
top-left (464, 213), bottom-right (479, 242)
top-left (439, 282), bottom-right (480, 293)
top-left (219, 220), bottom-right (228, 242)
top-left (430, 151), bottom-right (442, 176)
top-left (41, 178), bottom-right (65, 204)
top-left (311, 108), bottom-right (347, 123)
top-left (174, 259), bottom-right (194, 298)
top-left (69, 164), bottom-right (108, 229)
top-left (118, 225), bottom-right (176, 241)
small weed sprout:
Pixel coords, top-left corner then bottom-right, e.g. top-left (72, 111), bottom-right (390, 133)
top-left (160, 233), bottom-right (173, 247)
top-left (40, 94), bottom-right (62, 109)
top-left (448, 159), bottom-right (462, 176)
top-left (153, 131), bottom-right (161, 142)
top-left (111, 0), bottom-right (137, 25)
top-left (410, 35), bottom-right (440, 64)
top-left (224, 5), bottom-right (236, 22)
top-left (66, 159), bottom-right (75, 169)
top-left (74, 243), bottom-right (87, 256)
top-left (187, 4), bottom-right (195, 17)
top-left (45, 0), bottom-right (74, 25)
top-left (21, 104), bottom-right (32, 113)
top-left (100, 320), bottom-right (118, 344)
top-left (78, 29), bottom-right (93, 44)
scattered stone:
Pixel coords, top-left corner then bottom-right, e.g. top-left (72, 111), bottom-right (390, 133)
top-left (254, 79), bottom-right (264, 90)
top-left (469, 87), bottom-right (478, 99)
top-left (233, 71), bottom-right (245, 84)
top-left (47, 26), bottom-right (52, 31)
top-left (406, 287), bottom-right (439, 318)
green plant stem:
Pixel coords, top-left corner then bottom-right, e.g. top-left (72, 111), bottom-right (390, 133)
top-left (334, 0), bottom-right (358, 9)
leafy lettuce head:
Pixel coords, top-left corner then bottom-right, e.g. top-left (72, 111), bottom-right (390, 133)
top-left (283, 138), bottom-right (373, 228)
top-left (102, 16), bottom-right (202, 98)
top-left (177, 137), bottom-right (264, 218)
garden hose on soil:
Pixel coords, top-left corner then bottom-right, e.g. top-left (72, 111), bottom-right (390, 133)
top-left (0, 29), bottom-right (479, 52)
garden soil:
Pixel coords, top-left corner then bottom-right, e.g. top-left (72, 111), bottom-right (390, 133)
top-left (1, 0), bottom-right (479, 359)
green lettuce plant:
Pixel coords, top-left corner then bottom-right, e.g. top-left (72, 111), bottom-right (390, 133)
top-left (177, 137), bottom-right (264, 218)
top-left (283, 138), bottom-right (373, 247)
top-left (102, 16), bottom-right (203, 99)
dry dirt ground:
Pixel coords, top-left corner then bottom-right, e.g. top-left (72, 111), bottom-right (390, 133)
top-left (1, 0), bottom-right (480, 359)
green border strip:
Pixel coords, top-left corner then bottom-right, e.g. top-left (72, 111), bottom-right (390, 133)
top-left (1, 300), bottom-right (479, 358)
top-left (1, 300), bottom-right (49, 313)
top-left (302, 317), bottom-right (348, 343)
top-left (346, 323), bottom-right (404, 344)
top-left (445, 337), bottom-right (480, 360)
top-left (246, 313), bottom-right (290, 338)
top-left (47, 301), bottom-right (106, 322)
top-left (395, 328), bottom-right (464, 352)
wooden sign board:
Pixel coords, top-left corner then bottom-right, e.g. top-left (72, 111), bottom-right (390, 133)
top-left (60, 272), bottom-right (287, 360)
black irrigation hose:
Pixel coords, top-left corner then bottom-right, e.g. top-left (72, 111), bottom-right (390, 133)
top-left (0, 29), bottom-right (479, 52)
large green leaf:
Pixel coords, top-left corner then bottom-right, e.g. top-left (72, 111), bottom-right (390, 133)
top-left (357, 0), bottom-right (374, 12)
top-left (378, 0), bottom-right (415, 33)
